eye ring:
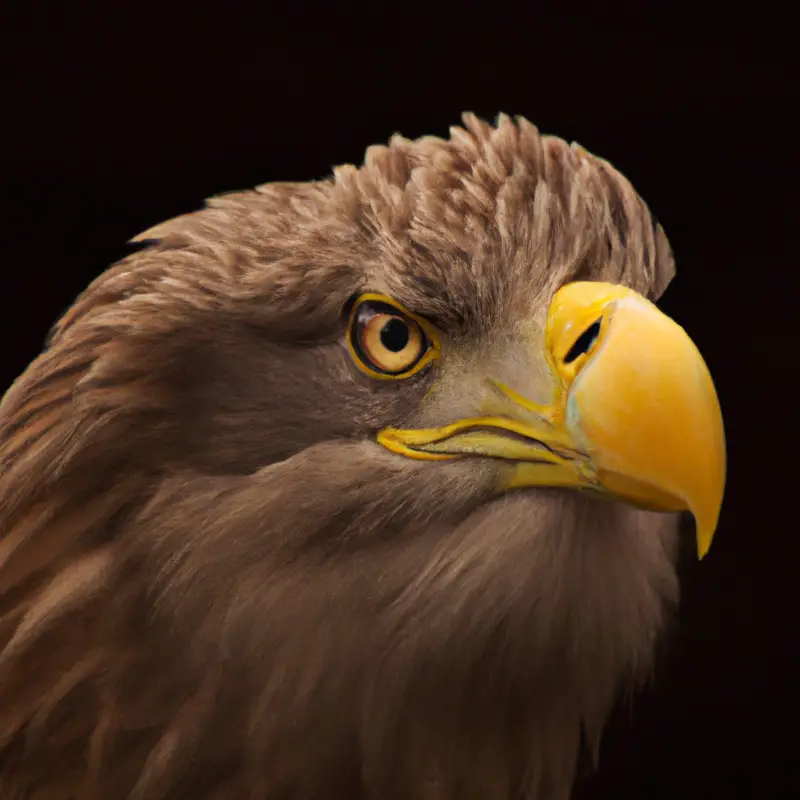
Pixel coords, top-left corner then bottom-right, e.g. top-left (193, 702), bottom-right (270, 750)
top-left (346, 293), bottom-right (440, 379)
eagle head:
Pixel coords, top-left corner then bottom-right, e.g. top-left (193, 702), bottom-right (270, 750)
top-left (0, 113), bottom-right (724, 799)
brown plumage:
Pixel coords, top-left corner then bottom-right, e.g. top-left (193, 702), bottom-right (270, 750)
top-left (0, 113), bottom-right (688, 799)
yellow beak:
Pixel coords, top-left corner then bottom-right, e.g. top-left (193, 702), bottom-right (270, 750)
top-left (377, 282), bottom-right (726, 559)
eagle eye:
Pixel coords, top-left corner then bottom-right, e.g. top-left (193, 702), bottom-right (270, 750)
top-left (346, 294), bottom-right (438, 379)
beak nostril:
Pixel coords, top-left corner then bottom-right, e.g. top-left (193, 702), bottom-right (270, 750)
top-left (563, 319), bottom-right (602, 364)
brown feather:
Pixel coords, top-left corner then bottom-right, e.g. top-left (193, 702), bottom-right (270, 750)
top-left (0, 113), bottom-right (678, 799)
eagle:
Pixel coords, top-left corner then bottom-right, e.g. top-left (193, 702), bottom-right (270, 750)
top-left (0, 113), bottom-right (725, 799)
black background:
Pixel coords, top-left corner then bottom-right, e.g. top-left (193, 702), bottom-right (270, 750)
top-left (1, 11), bottom-right (796, 799)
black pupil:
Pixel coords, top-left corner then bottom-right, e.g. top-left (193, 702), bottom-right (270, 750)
top-left (380, 318), bottom-right (410, 352)
top-left (563, 319), bottom-right (602, 364)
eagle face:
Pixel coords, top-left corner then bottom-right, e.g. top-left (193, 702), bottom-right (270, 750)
top-left (0, 114), bottom-right (724, 799)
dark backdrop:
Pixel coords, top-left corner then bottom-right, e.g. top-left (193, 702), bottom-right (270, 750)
top-left (1, 16), bottom-right (795, 800)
